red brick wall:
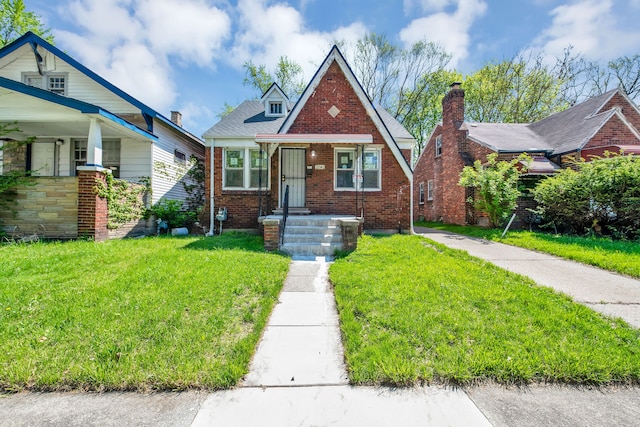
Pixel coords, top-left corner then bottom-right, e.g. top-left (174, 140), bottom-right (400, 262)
top-left (77, 170), bottom-right (108, 241)
top-left (582, 115), bottom-right (640, 154)
top-left (285, 61), bottom-right (412, 232)
top-left (599, 92), bottom-right (640, 132)
top-left (413, 126), bottom-right (441, 222)
top-left (203, 146), bottom-right (273, 231)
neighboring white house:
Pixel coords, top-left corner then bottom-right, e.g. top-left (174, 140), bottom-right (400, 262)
top-left (0, 32), bottom-right (204, 240)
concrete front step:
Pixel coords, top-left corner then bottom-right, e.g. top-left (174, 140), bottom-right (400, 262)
top-left (280, 242), bottom-right (343, 257)
top-left (283, 233), bottom-right (342, 244)
top-left (284, 225), bottom-right (340, 236)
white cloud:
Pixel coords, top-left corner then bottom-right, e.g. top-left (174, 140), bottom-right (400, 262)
top-left (533, 0), bottom-right (640, 61)
top-left (399, 0), bottom-right (487, 67)
top-left (54, 0), bottom-right (231, 113)
top-left (229, 0), bottom-right (367, 81)
top-left (403, 0), bottom-right (453, 14)
top-left (177, 102), bottom-right (214, 132)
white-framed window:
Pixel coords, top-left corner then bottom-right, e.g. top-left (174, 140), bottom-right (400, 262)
top-left (427, 180), bottom-right (434, 201)
top-left (334, 147), bottom-right (381, 191)
top-left (71, 139), bottom-right (120, 176)
top-left (223, 148), bottom-right (268, 190)
top-left (269, 101), bottom-right (283, 115)
top-left (23, 72), bottom-right (68, 96)
top-left (435, 135), bottom-right (442, 157)
top-left (174, 149), bottom-right (186, 165)
top-left (419, 182), bottom-right (425, 205)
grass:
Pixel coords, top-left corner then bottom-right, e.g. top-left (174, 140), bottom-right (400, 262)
top-left (0, 233), bottom-right (290, 393)
top-left (330, 235), bottom-right (640, 386)
top-left (415, 221), bottom-right (640, 279)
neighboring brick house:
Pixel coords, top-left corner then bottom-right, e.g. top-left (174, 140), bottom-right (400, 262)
top-left (202, 46), bottom-right (416, 236)
top-left (414, 83), bottom-right (640, 226)
top-left (0, 32), bottom-right (204, 240)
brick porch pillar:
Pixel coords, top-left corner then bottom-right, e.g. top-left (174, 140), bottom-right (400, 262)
top-left (77, 167), bottom-right (109, 241)
top-left (340, 219), bottom-right (361, 253)
top-left (263, 218), bottom-right (280, 252)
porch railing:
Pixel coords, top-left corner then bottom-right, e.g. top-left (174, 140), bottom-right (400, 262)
top-left (279, 185), bottom-right (289, 247)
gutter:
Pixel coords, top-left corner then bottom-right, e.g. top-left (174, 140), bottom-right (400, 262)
top-left (207, 142), bottom-right (215, 236)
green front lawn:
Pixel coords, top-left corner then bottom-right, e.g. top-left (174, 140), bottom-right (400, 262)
top-left (0, 234), bottom-right (290, 392)
top-left (330, 235), bottom-right (640, 386)
top-left (416, 221), bottom-right (640, 279)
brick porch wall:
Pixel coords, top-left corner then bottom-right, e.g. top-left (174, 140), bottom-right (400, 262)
top-left (77, 169), bottom-right (108, 241)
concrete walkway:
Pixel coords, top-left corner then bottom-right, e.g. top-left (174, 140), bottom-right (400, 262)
top-left (191, 257), bottom-right (491, 426)
top-left (415, 227), bottom-right (640, 328)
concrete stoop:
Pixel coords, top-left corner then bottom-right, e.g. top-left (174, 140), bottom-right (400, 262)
top-left (280, 216), bottom-right (348, 257)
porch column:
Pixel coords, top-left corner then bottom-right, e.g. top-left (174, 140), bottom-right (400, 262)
top-left (263, 218), bottom-right (280, 252)
top-left (87, 117), bottom-right (103, 167)
top-left (77, 167), bottom-right (109, 241)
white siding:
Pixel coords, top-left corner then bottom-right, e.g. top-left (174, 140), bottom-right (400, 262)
top-left (150, 120), bottom-right (205, 205)
top-left (0, 45), bottom-right (140, 114)
top-left (120, 138), bottom-right (152, 182)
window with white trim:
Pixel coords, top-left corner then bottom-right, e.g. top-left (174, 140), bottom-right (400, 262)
top-left (419, 182), bottom-right (425, 204)
top-left (223, 148), bottom-right (268, 189)
top-left (174, 149), bottom-right (187, 165)
top-left (334, 148), bottom-right (381, 191)
top-left (427, 180), bottom-right (434, 201)
top-left (269, 101), bottom-right (283, 115)
top-left (23, 72), bottom-right (68, 96)
top-left (71, 139), bottom-right (120, 176)
top-left (435, 135), bottom-right (442, 157)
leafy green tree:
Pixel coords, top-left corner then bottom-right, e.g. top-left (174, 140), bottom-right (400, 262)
top-left (243, 56), bottom-right (305, 100)
top-left (463, 53), bottom-right (567, 123)
top-left (0, 0), bottom-right (53, 47)
top-left (459, 153), bottom-right (530, 227)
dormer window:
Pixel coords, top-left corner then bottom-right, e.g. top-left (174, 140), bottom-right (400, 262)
top-left (23, 72), bottom-right (68, 96)
top-left (262, 82), bottom-right (290, 117)
top-left (270, 101), bottom-right (283, 115)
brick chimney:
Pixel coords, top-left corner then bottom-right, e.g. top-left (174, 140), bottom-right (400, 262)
top-left (170, 111), bottom-right (182, 127)
top-left (442, 82), bottom-right (464, 128)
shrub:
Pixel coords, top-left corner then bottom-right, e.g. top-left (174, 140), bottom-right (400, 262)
top-left (459, 153), bottom-right (530, 227)
top-left (149, 199), bottom-right (196, 229)
top-left (533, 154), bottom-right (640, 239)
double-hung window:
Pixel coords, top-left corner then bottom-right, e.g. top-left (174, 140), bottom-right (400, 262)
top-left (224, 148), bottom-right (268, 189)
top-left (334, 147), bottom-right (381, 191)
top-left (435, 135), bottom-right (442, 157)
top-left (427, 180), bottom-right (434, 201)
top-left (419, 182), bottom-right (425, 204)
top-left (72, 139), bottom-right (120, 176)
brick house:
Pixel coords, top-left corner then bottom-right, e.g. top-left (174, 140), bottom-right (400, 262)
top-left (0, 32), bottom-right (204, 240)
top-left (414, 83), bottom-right (640, 227)
top-left (202, 46), bottom-right (416, 253)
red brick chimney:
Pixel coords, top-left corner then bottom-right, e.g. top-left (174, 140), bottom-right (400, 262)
top-left (442, 82), bottom-right (464, 128)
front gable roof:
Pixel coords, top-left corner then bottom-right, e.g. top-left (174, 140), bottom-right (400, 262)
top-left (279, 45), bottom-right (414, 179)
top-left (0, 31), bottom-right (203, 146)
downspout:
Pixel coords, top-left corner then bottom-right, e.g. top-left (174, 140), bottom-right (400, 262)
top-left (410, 173), bottom-right (415, 234)
top-left (207, 143), bottom-right (215, 236)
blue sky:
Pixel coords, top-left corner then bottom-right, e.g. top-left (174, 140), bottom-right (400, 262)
top-left (24, 0), bottom-right (640, 139)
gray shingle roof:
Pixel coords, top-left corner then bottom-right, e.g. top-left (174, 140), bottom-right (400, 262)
top-left (203, 100), bottom-right (414, 142)
top-left (202, 101), bottom-right (286, 138)
top-left (466, 90), bottom-right (622, 155)
top-left (465, 123), bottom-right (552, 152)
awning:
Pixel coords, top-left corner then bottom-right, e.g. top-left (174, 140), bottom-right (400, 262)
top-left (255, 133), bottom-right (373, 144)
top-left (520, 156), bottom-right (561, 175)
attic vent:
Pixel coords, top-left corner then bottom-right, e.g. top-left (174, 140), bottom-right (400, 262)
top-left (328, 105), bottom-right (340, 118)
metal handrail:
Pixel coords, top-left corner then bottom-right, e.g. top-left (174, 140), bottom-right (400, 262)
top-left (280, 185), bottom-right (289, 247)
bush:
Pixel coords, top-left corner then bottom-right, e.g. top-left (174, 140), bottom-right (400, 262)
top-left (149, 199), bottom-right (196, 229)
top-left (533, 154), bottom-right (640, 239)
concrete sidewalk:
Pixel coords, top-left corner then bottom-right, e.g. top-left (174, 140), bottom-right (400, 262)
top-left (415, 227), bottom-right (640, 328)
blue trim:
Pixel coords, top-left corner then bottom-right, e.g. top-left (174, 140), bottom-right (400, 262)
top-left (0, 77), bottom-right (157, 141)
top-left (0, 32), bottom-right (202, 145)
top-left (85, 164), bottom-right (104, 167)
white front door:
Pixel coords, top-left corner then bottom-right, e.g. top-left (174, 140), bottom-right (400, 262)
top-left (31, 142), bottom-right (55, 176)
top-left (281, 148), bottom-right (306, 208)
